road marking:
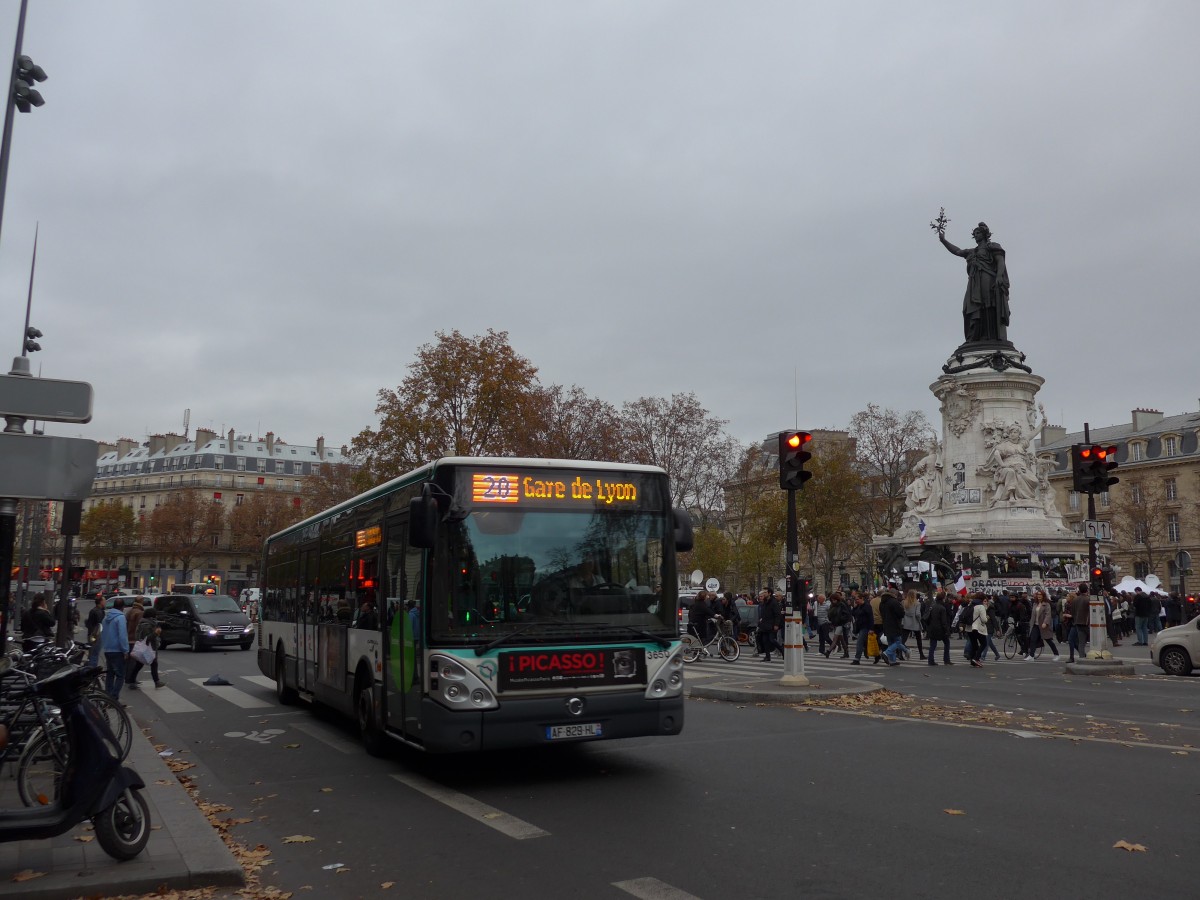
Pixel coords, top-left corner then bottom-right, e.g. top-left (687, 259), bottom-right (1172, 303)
top-left (291, 720), bottom-right (360, 754)
top-left (137, 685), bottom-right (203, 714)
top-left (189, 678), bottom-right (273, 708)
top-left (242, 675), bottom-right (277, 690)
top-left (613, 877), bottom-right (703, 899)
top-left (389, 772), bottom-right (549, 840)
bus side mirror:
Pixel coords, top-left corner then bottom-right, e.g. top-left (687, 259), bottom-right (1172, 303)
top-left (409, 486), bottom-right (439, 550)
top-left (673, 507), bottom-right (693, 553)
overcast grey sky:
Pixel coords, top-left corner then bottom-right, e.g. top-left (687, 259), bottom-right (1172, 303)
top-left (2, 1), bottom-right (1197, 454)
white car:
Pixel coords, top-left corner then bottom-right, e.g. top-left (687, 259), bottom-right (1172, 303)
top-left (1150, 617), bottom-right (1200, 676)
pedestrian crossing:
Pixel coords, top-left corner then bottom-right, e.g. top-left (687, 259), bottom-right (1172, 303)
top-left (123, 673), bottom-right (278, 715)
top-left (685, 649), bottom-right (879, 680)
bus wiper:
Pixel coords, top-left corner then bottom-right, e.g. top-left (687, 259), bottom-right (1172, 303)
top-left (590, 624), bottom-right (671, 649)
top-left (474, 623), bottom-right (566, 656)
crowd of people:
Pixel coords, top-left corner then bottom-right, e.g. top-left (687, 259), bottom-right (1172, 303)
top-left (688, 582), bottom-right (1197, 669)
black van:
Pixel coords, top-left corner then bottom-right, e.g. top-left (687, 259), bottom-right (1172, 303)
top-left (154, 593), bottom-right (255, 651)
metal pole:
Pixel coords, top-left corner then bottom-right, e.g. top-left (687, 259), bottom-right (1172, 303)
top-left (0, 498), bottom-right (16, 640)
top-left (781, 488), bottom-right (808, 685)
top-left (1083, 423), bottom-right (1107, 657)
top-left (0, 0), bottom-right (29, 265)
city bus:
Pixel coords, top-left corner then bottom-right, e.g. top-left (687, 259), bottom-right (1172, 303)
top-left (256, 457), bottom-right (693, 755)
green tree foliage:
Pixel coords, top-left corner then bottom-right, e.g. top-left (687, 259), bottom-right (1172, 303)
top-left (79, 501), bottom-right (139, 568)
top-left (351, 329), bottom-right (541, 483)
top-left (795, 441), bottom-right (868, 591)
top-left (147, 490), bottom-right (226, 583)
top-left (723, 444), bottom-right (786, 592)
top-left (684, 526), bottom-right (733, 589)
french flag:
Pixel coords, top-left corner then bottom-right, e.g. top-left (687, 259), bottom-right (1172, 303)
top-left (918, 520), bottom-right (927, 545)
top-left (955, 569), bottom-right (971, 596)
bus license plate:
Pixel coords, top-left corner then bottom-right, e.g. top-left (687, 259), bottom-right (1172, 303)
top-left (546, 722), bottom-right (602, 741)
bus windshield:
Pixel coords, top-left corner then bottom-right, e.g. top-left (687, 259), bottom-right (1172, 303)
top-left (431, 506), bottom-right (674, 644)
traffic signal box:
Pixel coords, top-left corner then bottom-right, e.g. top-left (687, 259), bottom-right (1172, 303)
top-left (778, 431), bottom-right (813, 491)
top-left (1071, 443), bottom-right (1120, 494)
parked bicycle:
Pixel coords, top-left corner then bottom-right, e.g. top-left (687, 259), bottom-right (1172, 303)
top-left (682, 616), bottom-right (740, 663)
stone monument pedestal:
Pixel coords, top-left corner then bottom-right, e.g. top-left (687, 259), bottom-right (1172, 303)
top-left (875, 342), bottom-right (1086, 587)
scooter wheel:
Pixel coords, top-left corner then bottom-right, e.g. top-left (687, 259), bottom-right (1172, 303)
top-left (93, 787), bottom-right (151, 860)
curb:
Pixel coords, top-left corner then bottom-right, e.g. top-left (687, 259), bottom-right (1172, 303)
top-left (0, 718), bottom-right (244, 900)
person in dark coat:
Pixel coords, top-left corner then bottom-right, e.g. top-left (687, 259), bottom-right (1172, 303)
top-left (879, 590), bottom-right (907, 666)
top-left (926, 593), bottom-right (953, 665)
top-left (757, 590), bottom-right (784, 662)
top-left (850, 593), bottom-right (875, 665)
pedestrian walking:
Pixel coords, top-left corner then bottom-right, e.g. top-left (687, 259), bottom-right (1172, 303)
top-left (850, 593), bottom-right (874, 665)
top-left (879, 589), bottom-right (907, 666)
top-left (814, 594), bottom-right (832, 656)
top-left (757, 590), bottom-right (784, 662)
top-left (1068, 584), bottom-right (1092, 663)
top-left (100, 597), bottom-right (130, 700)
top-left (925, 592), bottom-right (953, 665)
top-left (901, 589), bottom-right (926, 660)
top-left (126, 606), bottom-right (164, 689)
top-left (1023, 589), bottom-right (1060, 661)
top-left (968, 593), bottom-right (989, 667)
top-left (827, 592), bottom-right (851, 657)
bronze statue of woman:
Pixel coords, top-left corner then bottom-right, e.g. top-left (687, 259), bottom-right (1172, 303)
top-left (937, 222), bottom-right (1011, 344)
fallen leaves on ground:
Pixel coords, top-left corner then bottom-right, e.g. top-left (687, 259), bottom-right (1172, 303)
top-left (10, 869), bottom-right (45, 882)
top-left (943, 809), bottom-right (966, 816)
top-left (1113, 840), bottom-right (1147, 852)
top-left (282, 834), bottom-right (316, 843)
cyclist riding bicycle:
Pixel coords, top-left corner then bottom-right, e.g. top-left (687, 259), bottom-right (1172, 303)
top-left (688, 591), bottom-right (716, 644)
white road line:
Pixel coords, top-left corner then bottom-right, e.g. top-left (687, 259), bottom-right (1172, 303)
top-left (241, 675), bottom-right (277, 690)
top-left (291, 720), bottom-right (360, 754)
top-left (188, 678), bottom-right (273, 708)
top-left (389, 772), bottom-right (549, 840)
top-left (613, 877), bottom-right (704, 899)
top-left (136, 685), bottom-right (203, 714)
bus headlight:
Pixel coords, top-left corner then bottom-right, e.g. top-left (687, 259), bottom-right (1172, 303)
top-left (644, 644), bottom-right (686, 699)
top-left (430, 655), bottom-right (498, 711)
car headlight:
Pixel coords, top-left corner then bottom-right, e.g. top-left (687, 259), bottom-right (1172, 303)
top-left (242, 624), bottom-right (255, 633)
top-left (204, 626), bottom-right (219, 636)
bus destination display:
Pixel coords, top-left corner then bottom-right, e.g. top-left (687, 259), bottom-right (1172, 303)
top-left (470, 471), bottom-right (648, 508)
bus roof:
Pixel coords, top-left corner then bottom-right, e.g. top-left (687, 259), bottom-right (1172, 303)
top-left (269, 456), bottom-right (669, 545)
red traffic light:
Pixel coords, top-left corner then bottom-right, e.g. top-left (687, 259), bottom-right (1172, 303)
top-left (1079, 447), bottom-right (1092, 460)
top-left (785, 432), bottom-right (811, 449)
top-left (1091, 566), bottom-right (1103, 578)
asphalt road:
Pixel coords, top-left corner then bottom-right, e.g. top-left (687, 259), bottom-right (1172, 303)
top-left (120, 639), bottom-right (1197, 900)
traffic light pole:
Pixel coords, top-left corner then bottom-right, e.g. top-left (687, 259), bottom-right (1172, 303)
top-left (1083, 423), bottom-right (1108, 658)
top-left (781, 487), bottom-right (808, 685)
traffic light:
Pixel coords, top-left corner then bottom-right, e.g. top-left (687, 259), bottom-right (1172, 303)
top-left (1071, 443), bottom-right (1120, 493)
top-left (23, 326), bottom-right (41, 353)
top-left (13, 54), bottom-right (47, 113)
top-left (777, 431), bottom-right (813, 490)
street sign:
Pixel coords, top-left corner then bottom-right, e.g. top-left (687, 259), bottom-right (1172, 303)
top-left (0, 432), bottom-right (97, 500)
top-left (0, 374), bottom-right (93, 423)
top-left (1083, 519), bottom-right (1112, 541)
top-left (1176, 550), bottom-right (1192, 572)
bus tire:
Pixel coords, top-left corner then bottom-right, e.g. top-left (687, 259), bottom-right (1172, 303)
top-left (275, 645), bottom-right (297, 705)
top-left (355, 671), bottom-right (387, 758)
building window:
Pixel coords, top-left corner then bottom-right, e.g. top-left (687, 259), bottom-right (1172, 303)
top-left (1132, 443), bottom-right (1144, 461)
top-left (1069, 492), bottom-right (1080, 510)
top-left (1100, 491), bottom-right (1110, 507)
top-left (1166, 478), bottom-right (1177, 501)
top-left (1135, 561), bottom-right (1149, 579)
top-left (236, 475), bottom-right (246, 489)
top-left (1168, 514), bottom-right (1180, 543)
top-left (1071, 521), bottom-right (1083, 534)
top-left (215, 457), bottom-right (224, 470)
top-left (235, 493), bottom-right (245, 506)
top-left (1131, 483), bottom-right (1143, 505)
top-left (211, 534), bottom-right (220, 548)
top-left (1134, 523), bottom-right (1147, 544)
top-left (276, 479), bottom-right (284, 490)
top-left (237, 457), bottom-right (246, 471)
top-left (258, 460), bottom-right (267, 472)
top-left (1163, 436), bottom-right (1177, 457)
top-left (294, 480), bottom-right (301, 491)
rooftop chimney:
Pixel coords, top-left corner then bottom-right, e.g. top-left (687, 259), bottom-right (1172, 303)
top-left (1131, 408), bottom-right (1163, 432)
top-left (194, 428), bottom-right (217, 448)
top-left (316, 436), bottom-right (325, 459)
top-left (266, 431), bottom-right (275, 455)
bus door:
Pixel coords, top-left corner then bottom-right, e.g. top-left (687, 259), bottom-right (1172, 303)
top-left (384, 517), bottom-right (424, 739)
top-left (298, 548), bottom-right (319, 693)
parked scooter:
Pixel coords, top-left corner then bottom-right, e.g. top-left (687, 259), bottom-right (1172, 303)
top-left (0, 661), bottom-right (150, 860)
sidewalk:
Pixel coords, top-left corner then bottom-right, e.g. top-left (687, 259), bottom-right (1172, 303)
top-left (0, 708), bottom-right (244, 900)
